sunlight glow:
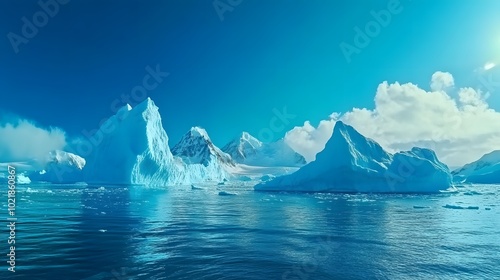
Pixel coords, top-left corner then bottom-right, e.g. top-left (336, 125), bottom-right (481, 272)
top-left (484, 62), bottom-right (496, 70)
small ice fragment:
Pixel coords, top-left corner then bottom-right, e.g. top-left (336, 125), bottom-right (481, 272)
top-left (443, 204), bottom-right (464, 209)
top-left (218, 191), bottom-right (237, 196)
top-left (463, 191), bottom-right (481, 196)
top-left (443, 204), bottom-right (480, 210)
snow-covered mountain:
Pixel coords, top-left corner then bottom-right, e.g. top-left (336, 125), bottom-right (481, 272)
top-left (255, 121), bottom-right (453, 193)
top-left (222, 132), bottom-right (262, 162)
top-left (172, 127), bottom-right (234, 167)
top-left (83, 98), bottom-right (229, 185)
top-left (222, 132), bottom-right (306, 167)
top-left (30, 150), bottom-right (86, 183)
top-left (452, 150), bottom-right (500, 183)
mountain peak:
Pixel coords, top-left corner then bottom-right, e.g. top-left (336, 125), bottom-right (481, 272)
top-left (133, 97), bottom-right (157, 113)
top-left (119, 104), bottom-right (132, 113)
top-left (477, 150), bottom-right (500, 163)
top-left (255, 122), bottom-right (452, 193)
top-left (452, 150), bottom-right (500, 182)
top-left (222, 131), bottom-right (305, 167)
top-left (241, 131), bottom-right (256, 141)
top-left (189, 126), bottom-right (210, 140)
top-left (333, 121), bottom-right (355, 134)
top-left (172, 127), bottom-right (234, 166)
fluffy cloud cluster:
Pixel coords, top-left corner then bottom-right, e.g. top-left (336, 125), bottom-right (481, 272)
top-left (285, 71), bottom-right (500, 167)
top-left (430, 71), bottom-right (454, 91)
top-left (0, 119), bottom-right (67, 164)
top-left (284, 113), bottom-right (339, 162)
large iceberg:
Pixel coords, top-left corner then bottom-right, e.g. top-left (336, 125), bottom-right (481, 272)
top-left (254, 121), bottom-right (453, 193)
top-left (222, 132), bottom-right (306, 167)
top-left (452, 150), bottom-right (500, 183)
top-left (83, 98), bottom-right (230, 185)
top-left (29, 150), bottom-right (86, 183)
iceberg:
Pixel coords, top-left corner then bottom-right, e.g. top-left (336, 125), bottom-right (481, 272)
top-left (452, 150), bottom-right (500, 184)
top-left (0, 170), bottom-right (31, 185)
top-left (222, 132), bottom-right (306, 167)
top-left (16, 173), bottom-right (31, 184)
top-left (29, 150), bottom-right (86, 183)
top-left (83, 98), bottom-right (230, 185)
top-left (254, 121), bottom-right (453, 193)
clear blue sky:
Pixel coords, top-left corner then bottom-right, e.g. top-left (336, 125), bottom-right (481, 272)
top-left (1, 0), bottom-right (499, 147)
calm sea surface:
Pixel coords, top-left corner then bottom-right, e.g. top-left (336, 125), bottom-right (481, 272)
top-left (1, 183), bottom-right (499, 279)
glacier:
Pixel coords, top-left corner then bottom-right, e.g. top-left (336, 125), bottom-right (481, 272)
top-left (222, 132), bottom-right (306, 167)
top-left (452, 150), bottom-right (500, 183)
top-left (82, 98), bottom-right (230, 185)
top-left (254, 121), bottom-right (453, 193)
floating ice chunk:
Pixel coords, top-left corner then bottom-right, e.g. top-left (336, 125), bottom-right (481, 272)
top-left (191, 185), bottom-right (205, 190)
top-left (463, 191), bottom-right (481, 196)
top-left (443, 204), bottom-right (480, 210)
top-left (218, 191), bottom-right (237, 196)
top-left (29, 150), bottom-right (86, 183)
top-left (443, 204), bottom-right (464, 209)
top-left (12, 173), bottom-right (31, 184)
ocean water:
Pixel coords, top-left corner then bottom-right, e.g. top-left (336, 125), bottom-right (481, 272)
top-left (1, 183), bottom-right (499, 280)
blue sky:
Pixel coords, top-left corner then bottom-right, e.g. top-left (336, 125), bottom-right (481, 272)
top-left (1, 0), bottom-right (500, 161)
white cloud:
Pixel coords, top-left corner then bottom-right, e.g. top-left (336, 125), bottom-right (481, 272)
top-left (285, 72), bottom-right (500, 167)
top-left (284, 113), bottom-right (339, 162)
top-left (430, 71), bottom-right (454, 91)
top-left (0, 119), bottom-right (67, 163)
